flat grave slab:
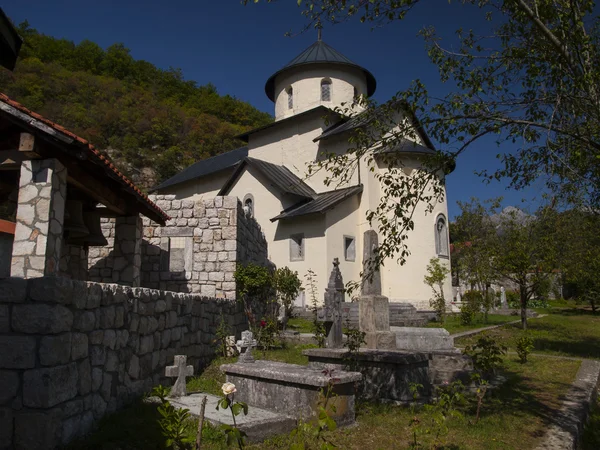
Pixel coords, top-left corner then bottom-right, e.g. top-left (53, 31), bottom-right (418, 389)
top-left (221, 360), bottom-right (361, 427)
top-left (169, 393), bottom-right (296, 442)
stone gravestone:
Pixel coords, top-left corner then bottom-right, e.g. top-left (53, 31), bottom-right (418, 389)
top-left (500, 286), bottom-right (508, 309)
top-left (236, 330), bottom-right (257, 363)
top-left (358, 230), bottom-right (396, 350)
top-left (317, 258), bottom-right (344, 348)
top-left (165, 355), bottom-right (194, 397)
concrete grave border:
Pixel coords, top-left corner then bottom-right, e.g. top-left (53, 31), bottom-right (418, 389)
top-left (535, 359), bottom-right (600, 450)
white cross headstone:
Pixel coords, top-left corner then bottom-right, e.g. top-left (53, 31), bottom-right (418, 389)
top-left (236, 330), bottom-right (256, 363)
top-left (165, 355), bottom-right (194, 397)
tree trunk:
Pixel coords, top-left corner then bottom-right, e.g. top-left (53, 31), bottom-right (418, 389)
top-left (520, 284), bottom-right (528, 330)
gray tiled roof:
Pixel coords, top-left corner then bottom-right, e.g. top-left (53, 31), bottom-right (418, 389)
top-left (271, 185), bottom-right (363, 221)
top-left (151, 146), bottom-right (248, 192)
top-left (218, 157), bottom-right (317, 199)
top-left (265, 40), bottom-right (377, 101)
top-left (314, 101), bottom-right (436, 150)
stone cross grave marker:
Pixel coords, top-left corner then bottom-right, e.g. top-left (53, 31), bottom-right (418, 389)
top-left (236, 330), bottom-right (256, 363)
top-left (358, 230), bottom-right (396, 350)
top-left (165, 355), bottom-right (194, 397)
top-left (317, 258), bottom-right (345, 348)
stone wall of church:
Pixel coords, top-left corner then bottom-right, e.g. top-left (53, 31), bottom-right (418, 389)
top-left (87, 196), bottom-right (269, 298)
top-left (0, 276), bottom-right (247, 449)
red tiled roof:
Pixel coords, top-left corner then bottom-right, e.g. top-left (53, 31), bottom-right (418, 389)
top-left (0, 92), bottom-right (169, 223)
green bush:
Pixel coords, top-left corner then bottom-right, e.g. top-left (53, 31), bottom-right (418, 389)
top-left (516, 335), bottom-right (534, 363)
top-left (464, 336), bottom-right (507, 379)
top-left (460, 291), bottom-right (483, 325)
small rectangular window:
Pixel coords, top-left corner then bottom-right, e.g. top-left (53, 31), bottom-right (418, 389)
top-left (168, 237), bottom-right (187, 272)
top-left (344, 236), bottom-right (356, 261)
top-left (290, 233), bottom-right (304, 261)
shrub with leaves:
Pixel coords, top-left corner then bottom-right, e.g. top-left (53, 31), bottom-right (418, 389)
top-left (234, 263), bottom-right (273, 329)
top-left (306, 269), bottom-right (326, 347)
top-left (157, 402), bottom-right (195, 450)
top-left (289, 369), bottom-right (339, 450)
top-left (214, 313), bottom-right (231, 357)
top-left (343, 315), bottom-right (366, 371)
top-left (516, 334), bottom-right (534, 363)
top-left (274, 266), bottom-right (303, 330)
top-left (424, 258), bottom-right (450, 323)
top-left (463, 335), bottom-right (507, 379)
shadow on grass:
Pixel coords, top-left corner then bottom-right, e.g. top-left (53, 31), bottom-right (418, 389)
top-left (66, 401), bottom-right (166, 450)
top-left (533, 337), bottom-right (600, 359)
top-left (471, 367), bottom-right (573, 435)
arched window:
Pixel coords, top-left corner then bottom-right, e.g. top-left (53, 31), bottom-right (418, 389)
top-left (320, 79), bottom-right (332, 102)
top-left (287, 87), bottom-right (293, 109)
top-left (435, 214), bottom-right (449, 257)
top-left (243, 194), bottom-right (254, 218)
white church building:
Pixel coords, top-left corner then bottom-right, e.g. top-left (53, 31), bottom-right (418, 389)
top-left (153, 38), bottom-right (452, 309)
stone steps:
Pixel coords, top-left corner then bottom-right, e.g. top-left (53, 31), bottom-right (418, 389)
top-left (169, 393), bottom-right (296, 443)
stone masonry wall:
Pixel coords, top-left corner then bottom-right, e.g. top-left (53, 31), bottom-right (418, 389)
top-left (0, 276), bottom-right (247, 450)
top-left (88, 196), bottom-right (269, 297)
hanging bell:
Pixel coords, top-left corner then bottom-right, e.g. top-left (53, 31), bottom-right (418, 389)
top-left (64, 200), bottom-right (89, 239)
top-left (69, 211), bottom-right (108, 246)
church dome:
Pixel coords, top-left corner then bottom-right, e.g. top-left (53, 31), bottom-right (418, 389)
top-left (265, 40), bottom-right (377, 102)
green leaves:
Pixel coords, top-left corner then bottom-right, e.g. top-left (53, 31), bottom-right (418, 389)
top-left (156, 402), bottom-right (194, 449)
top-left (231, 401), bottom-right (249, 417)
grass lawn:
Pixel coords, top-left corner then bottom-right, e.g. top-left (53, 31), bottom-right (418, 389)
top-left (582, 398), bottom-right (600, 450)
top-left (426, 313), bottom-right (518, 334)
top-left (286, 316), bottom-right (314, 333)
top-left (456, 308), bottom-right (600, 359)
top-left (69, 342), bottom-right (588, 450)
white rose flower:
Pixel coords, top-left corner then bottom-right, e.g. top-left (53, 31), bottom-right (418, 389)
top-left (222, 382), bottom-right (237, 396)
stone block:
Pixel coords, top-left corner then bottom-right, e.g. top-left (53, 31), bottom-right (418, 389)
top-left (0, 305), bottom-right (8, 333)
top-left (92, 393), bottom-right (107, 419)
top-left (91, 367), bottom-right (103, 393)
top-left (29, 276), bottom-right (74, 305)
top-left (86, 283), bottom-right (103, 309)
top-left (40, 333), bottom-right (72, 366)
top-left (98, 306), bottom-right (116, 328)
top-left (90, 330), bottom-right (104, 345)
top-left (78, 359), bottom-right (92, 395)
top-left (71, 333), bottom-right (89, 360)
top-left (392, 327), bottom-right (455, 352)
top-left (0, 336), bottom-right (36, 369)
top-left (0, 408), bottom-right (12, 449)
top-left (12, 304), bottom-right (73, 334)
top-left (140, 335), bottom-right (154, 354)
top-left (222, 360), bottom-right (361, 427)
top-left (103, 329), bottom-right (117, 350)
top-left (13, 409), bottom-right (63, 447)
top-left (74, 310), bottom-right (96, 332)
top-left (128, 354), bottom-right (140, 379)
top-left (105, 350), bottom-right (119, 372)
top-left (23, 363), bottom-right (78, 408)
top-left (0, 278), bottom-right (27, 303)
top-left (90, 346), bottom-right (106, 366)
top-left (0, 370), bottom-right (19, 404)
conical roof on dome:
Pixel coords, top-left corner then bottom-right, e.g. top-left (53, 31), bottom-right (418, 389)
top-left (265, 40), bottom-right (377, 102)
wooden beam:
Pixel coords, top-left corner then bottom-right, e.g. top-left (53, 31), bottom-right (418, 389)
top-left (18, 132), bottom-right (40, 158)
top-left (63, 161), bottom-right (128, 216)
top-left (0, 149), bottom-right (28, 169)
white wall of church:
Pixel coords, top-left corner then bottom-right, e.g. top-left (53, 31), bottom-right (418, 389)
top-left (160, 170), bottom-right (230, 201)
top-left (325, 195), bottom-right (362, 295)
top-left (372, 157), bottom-right (452, 310)
top-left (273, 65), bottom-right (367, 121)
top-left (248, 115), bottom-right (362, 195)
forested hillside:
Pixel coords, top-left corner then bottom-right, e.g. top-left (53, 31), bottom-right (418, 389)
top-left (0, 22), bottom-right (272, 187)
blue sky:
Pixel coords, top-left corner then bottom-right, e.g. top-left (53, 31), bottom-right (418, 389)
top-left (3, 0), bottom-right (549, 218)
